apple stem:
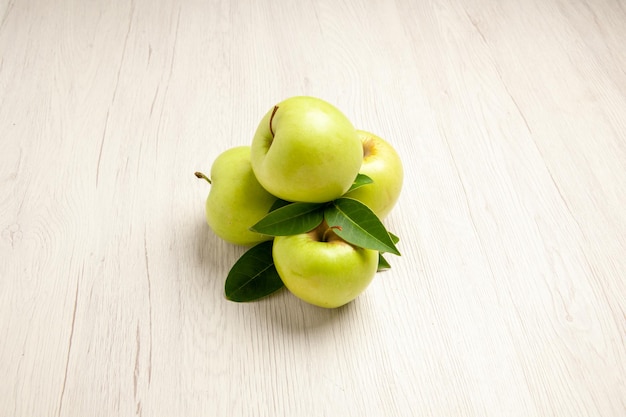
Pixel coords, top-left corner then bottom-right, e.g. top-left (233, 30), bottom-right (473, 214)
top-left (322, 225), bottom-right (343, 242)
top-left (269, 105), bottom-right (279, 138)
top-left (194, 171), bottom-right (212, 184)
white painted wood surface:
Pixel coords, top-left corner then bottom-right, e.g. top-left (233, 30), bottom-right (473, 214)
top-left (1, 0), bottom-right (625, 415)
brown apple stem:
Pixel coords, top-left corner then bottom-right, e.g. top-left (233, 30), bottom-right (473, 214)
top-left (322, 225), bottom-right (343, 242)
top-left (269, 105), bottom-right (279, 138)
top-left (194, 171), bottom-right (212, 184)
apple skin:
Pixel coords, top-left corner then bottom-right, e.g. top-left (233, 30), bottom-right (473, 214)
top-left (343, 130), bottom-right (404, 219)
top-left (202, 146), bottom-right (278, 246)
top-left (250, 96), bottom-right (363, 203)
top-left (272, 225), bottom-right (379, 308)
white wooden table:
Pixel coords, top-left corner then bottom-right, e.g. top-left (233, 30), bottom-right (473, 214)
top-left (1, 0), bottom-right (625, 416)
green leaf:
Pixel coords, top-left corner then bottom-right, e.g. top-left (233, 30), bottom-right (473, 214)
top-left (268, 198), bottom-right (292, 212)
top-left (389, 232), bottom-right (400, 244)
top-left (250, 202), bottom-right (325, 236)
top-left (324, 198), bottom-right (401, 256)
top-left (225, 241), bottom-right (284, 302)
top-left (377, 253), bottom-right (391, 271)
top-left (347, 173), bottom-right (374, 192)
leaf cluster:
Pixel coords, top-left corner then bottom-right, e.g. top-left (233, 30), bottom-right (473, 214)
top-left (225, 174), bottom-right (401, 302)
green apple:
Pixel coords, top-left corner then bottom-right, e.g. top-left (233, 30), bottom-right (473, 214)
top-left (196, 146), bottom-right (278, 246)
top-left (344, 130), bottom-right (403, 219)
top-left (272, 222), bottom-right (379, 308)
top-left (250, 96), bottom-right (363, 203)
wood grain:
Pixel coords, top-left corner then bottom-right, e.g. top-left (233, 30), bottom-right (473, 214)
top-left (1, 0), bottom-right (625, 416)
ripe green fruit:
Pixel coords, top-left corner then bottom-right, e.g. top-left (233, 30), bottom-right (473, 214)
top-left (196, 146), bottom-right (278, 246)
top-left (344, 130), bottom-right (404, 219)
top-left (250, 96), bottom-right (362, 203)
top-left (272, 222), bottom-right (379, 308)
